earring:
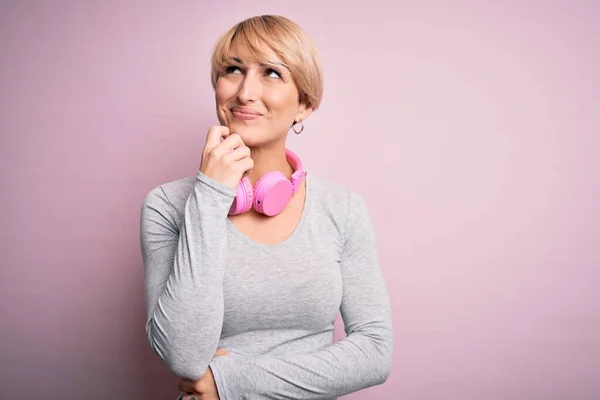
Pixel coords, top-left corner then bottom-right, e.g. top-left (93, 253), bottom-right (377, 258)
top-left (293, 120), bottom-right (304, 135)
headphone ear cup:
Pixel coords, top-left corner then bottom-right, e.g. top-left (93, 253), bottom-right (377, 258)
top-left (253, 172), bottom-right (293, 216)
top-left (228, 177), bottom-right (254, 215)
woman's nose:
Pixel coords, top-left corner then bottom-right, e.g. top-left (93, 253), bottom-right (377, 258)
top-left (236, 73), bottom-right (262, 103)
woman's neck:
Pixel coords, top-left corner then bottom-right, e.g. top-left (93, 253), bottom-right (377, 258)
top-left (246, 144), bottom-right (294, 184)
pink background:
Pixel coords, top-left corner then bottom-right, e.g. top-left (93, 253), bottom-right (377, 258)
top-left (1, 1), bottom-right (599, 399)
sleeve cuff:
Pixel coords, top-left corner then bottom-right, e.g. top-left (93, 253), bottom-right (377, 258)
top-left (196, 170), bottom-right (238, 198)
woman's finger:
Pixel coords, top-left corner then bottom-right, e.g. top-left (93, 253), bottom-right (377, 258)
top-left (178, 379), bottom-right (196, 392)
top-left (181, 394), bottom-right (202, 400)
top-left (215, 348), bottom-right (230, 356)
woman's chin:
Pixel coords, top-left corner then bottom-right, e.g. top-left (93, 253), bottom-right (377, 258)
top-left (237, 134), bottom-right (268, 147)
top-left (226, 126), bottom-right (272, 147)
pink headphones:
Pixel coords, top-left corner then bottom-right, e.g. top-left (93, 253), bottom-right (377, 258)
top-left (228, 148), bottom-right (307, 217)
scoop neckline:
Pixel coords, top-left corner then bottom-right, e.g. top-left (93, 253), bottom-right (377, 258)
top-left (226, 174), bottom-right (312, 251)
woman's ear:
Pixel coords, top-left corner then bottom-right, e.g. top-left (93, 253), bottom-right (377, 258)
top-left (295, 104), bottom-right (313, 123)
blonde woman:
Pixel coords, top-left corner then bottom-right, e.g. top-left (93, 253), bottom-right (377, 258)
top-left (140, 15), bottom-right (393, 400)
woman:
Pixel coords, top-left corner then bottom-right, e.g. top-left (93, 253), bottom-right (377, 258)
top-left (140, 15), bottom-right (393, 400)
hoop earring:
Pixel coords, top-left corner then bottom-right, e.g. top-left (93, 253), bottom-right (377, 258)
top-left (293, 120), bottom-right (304, 135)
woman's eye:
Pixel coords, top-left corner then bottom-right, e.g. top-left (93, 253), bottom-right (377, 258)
top-left (265, 68), bottom-right (281, 79)
top-left (225, 66), bottom-right (242, 74)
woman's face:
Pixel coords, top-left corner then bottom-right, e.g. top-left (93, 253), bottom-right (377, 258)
top-left (215, 40), bottom-right (311, 147)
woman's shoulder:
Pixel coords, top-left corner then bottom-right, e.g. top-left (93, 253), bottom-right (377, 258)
top-left (307, 174), bottom-right (370, 224)
top-left (309, 173), bottom-right (366, 203)
top-left (142, 175), bottom-right (197, 215)
top-left (308, 175), bottom-right (375, 246)
top-left (141, 172), bottom-right (370, 222)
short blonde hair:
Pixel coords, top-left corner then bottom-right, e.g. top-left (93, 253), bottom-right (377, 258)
top-left (210, 15), bottom-right (324, 110)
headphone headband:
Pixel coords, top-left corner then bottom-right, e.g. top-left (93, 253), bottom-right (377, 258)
top-left (286, 148), bottom-right (306, 193)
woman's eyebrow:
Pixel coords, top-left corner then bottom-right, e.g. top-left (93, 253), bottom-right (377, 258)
top-left (229, 56), bottom-right (288, 70)
top-left (261, 61), bottom-right (289, 71)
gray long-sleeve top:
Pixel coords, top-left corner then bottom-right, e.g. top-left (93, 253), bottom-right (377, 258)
top-left (140, 171), bottom-right (393, 399)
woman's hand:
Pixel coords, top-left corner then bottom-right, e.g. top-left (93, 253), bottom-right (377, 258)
top-left (199, 126), bottom-right (254, 190)
top-left (178, 368), bottom-right (218, 400)
top-left (178, 348), bottom-right (230, 400)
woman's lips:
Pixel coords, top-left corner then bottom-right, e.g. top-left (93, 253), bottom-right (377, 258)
top-left (231, 107), bottom-right (262, 121)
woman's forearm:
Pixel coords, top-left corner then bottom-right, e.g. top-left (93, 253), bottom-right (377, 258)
top-left (141, 172), bottom-right (236, 380)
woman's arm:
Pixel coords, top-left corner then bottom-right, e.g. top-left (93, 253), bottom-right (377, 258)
top-left (209, 191), bottom-right (393, 399)
top-left (140, 171), bottom-right (236, 380)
